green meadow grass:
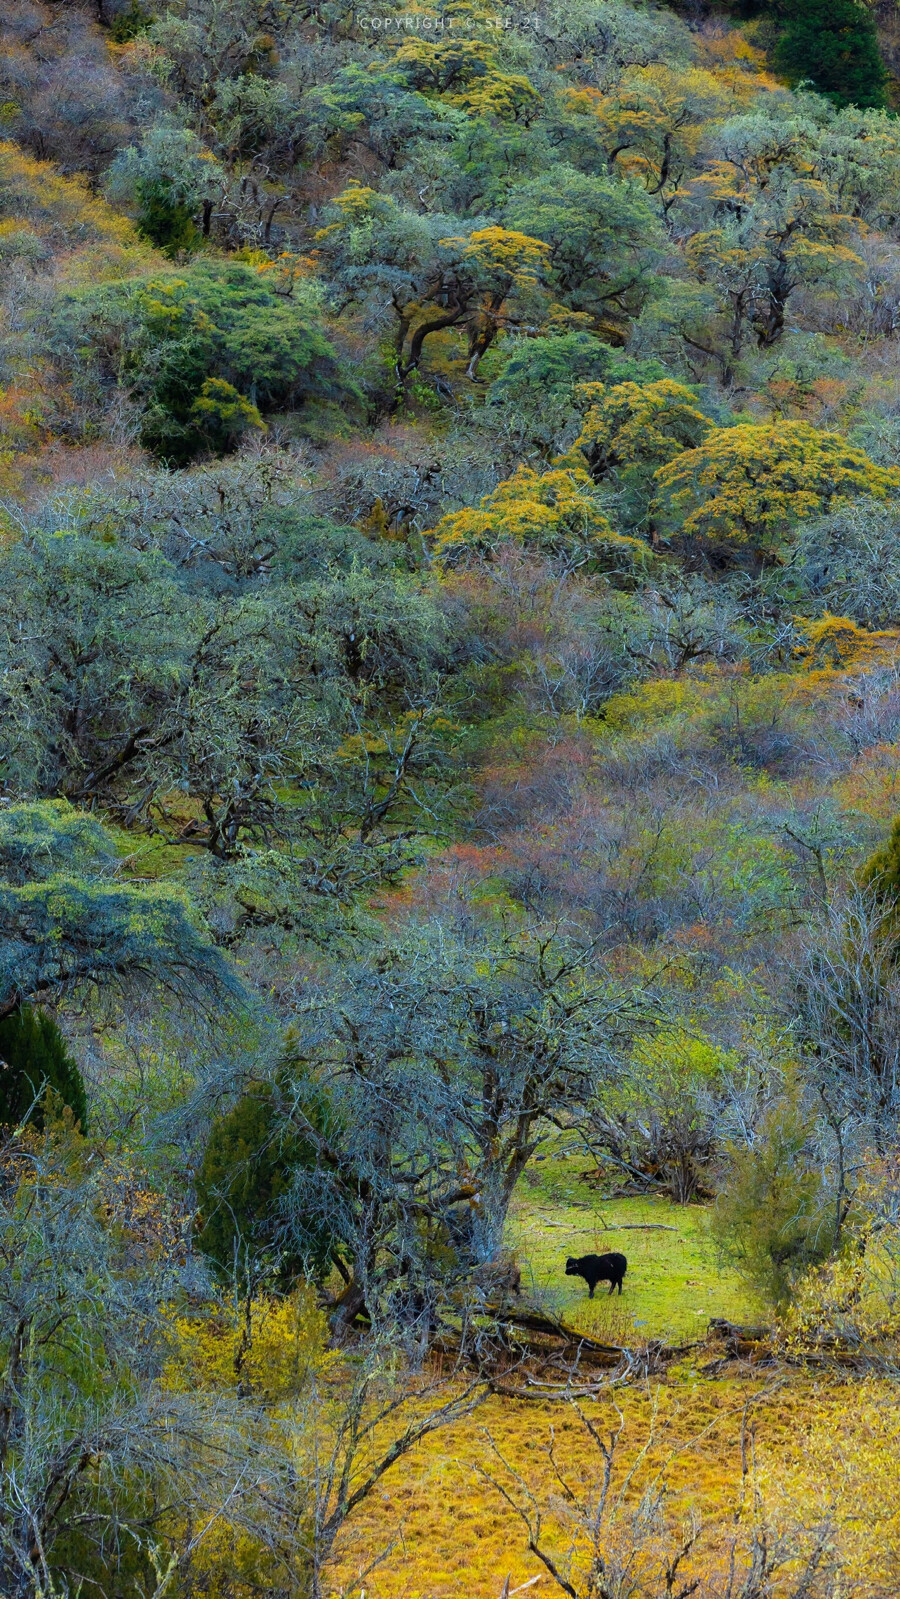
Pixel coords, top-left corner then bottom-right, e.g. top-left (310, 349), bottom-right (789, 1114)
top-left (507, 1148), bottom-right (762, 1343)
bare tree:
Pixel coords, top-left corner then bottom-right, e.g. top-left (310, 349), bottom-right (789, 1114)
top-left (0, 1123), bottom-right (299, 1597)
top-left (480, 1393), bottom-right (842, 1599)
top-left (294, 1341), bottom-right (490, 1599)
top-left (798, 885), bottom-right (900, 1126)
top-left (479, 1397), bottom-right (700, 1599)
top-left (271, 923), bottom-right (643, 1331)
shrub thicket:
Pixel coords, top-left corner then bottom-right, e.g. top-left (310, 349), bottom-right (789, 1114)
top-left (62, 262), bottom-right (356, 463)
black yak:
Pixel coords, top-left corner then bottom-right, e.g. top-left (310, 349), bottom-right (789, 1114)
top-left (565, 1251), bottom-right (627, 1297)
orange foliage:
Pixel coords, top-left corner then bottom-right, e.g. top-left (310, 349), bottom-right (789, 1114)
top-left (796, 613), bottom-right (900, 670)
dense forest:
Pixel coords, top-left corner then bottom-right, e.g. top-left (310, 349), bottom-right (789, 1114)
top-left (8, 0), bottom-right (900, 1594)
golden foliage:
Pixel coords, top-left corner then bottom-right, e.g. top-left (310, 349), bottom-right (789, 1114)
top-left (796, 613), bottom-right (900, 670)
top-left (432, 464), bottom-right (648, 567)
top-left (654, 421), bottom-right (900, 557)
top-left (392, 21), bottom-right (541, 121)
top-left (0, 140), bottom-right (153, 280)
top-left (566, 64), bottom-right (739, 197)
top-left (437, 224), bottom-right (550, 288)
top-left (560, 378), bottom-right (713, 479)
top-left (168, 1289), bottom-right (331, 1401)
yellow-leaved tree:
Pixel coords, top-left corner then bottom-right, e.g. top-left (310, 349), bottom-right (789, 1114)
top-left (654, 420), bottom-right (900, 563)
top-left (316, 187), bottom-right (551, 383)
top-left (437, 225), bottom-right (551, 377)
top-left (561, 378), bottom-right (713, 479)
top-left (394, 33), bottom-right (541, 122)
top-left (565, 63), bottom-right (744, 217)
top-left (432, 465), bottom-right (648, 569)
top-left (680, 119), bottom-right (863, 374)
top-left (556, 378), bottom-right (714, 536)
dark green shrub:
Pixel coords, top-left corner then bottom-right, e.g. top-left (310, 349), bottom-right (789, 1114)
top-left (107, 2), bottom-right (154, 44)
top-left (488, 333), bottom-right (664, 409)
top-left (859, 815), bottom-right (900, 907)
top-left (196, 1075), bottom-right (332, 1286)
top-left (0, 1006), bottom-right (87, 1131)
top-left (134, 182), bottom-right (199, 255)
top-left (63, 263), bottom-right (359, 465)
top-left (775, 0), bottom-right (887, 110)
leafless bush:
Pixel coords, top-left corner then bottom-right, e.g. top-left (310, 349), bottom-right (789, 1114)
top-left (0, 0), bottom-right (159, 175)
top-left (833, 666), bottom-right (900, 758)
top-left (481, 1395), bottom-right (843, 1599)
top-left (790, 500), bottom-right (900, 629)
top-left (798, 884), bottom-right (900, 1125)
top-left (314, 426), bottom-right (501, 534)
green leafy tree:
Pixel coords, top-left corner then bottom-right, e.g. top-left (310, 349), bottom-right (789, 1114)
top-left (775, 0), bottom-right (887, 111)
top-left (504, 163), bottom-right (663, 332)
top-left (104, 118), bottom-right (224, 254)
top-left (60, 262), bottom-right (353, 462)
top-left (485, 333), bottom-right (664, 456)
top-left (0, 1007), bottom-right (87, 1131)
top-left (302, 65), bottom-right (453, 167)
top-left (197, 1073), bottom-right (333, 1287)
top-left (0, 801), bottom-right (239, 1020)
top-left (315, 186), bottom-right (551, 387)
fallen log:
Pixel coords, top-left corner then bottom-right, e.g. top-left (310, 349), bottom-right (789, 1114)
top-left (605, 1223), bottom-right (678, 1232)
top-left (495, 1307), bottom-right (625, 1354)
top-left (707, 1318), bottom-right (772, 1343)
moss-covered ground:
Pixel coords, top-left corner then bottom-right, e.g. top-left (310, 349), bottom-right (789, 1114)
top-left (327, 1152), bottom-right (779, 1597)
top-left (331, 1368), bottom-right (862, 1599)
top-left (508, 1146), bottom-right (762, 1342)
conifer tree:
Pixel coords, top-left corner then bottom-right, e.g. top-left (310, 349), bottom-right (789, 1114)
top-left (196, 1075), bottom-right (333, 1286)
top-left (775, 0), bottom-right (887, 110)
top-left (0, 1006), bottom-right (87, 1131)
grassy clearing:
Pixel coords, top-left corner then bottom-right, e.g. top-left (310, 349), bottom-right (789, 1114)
top-left (328, 1149), bottom-right (771, 1597)
top-left (508, 1148), bottom-right (762, 1342)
